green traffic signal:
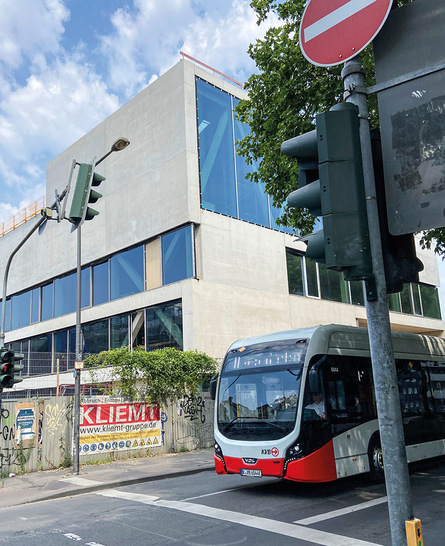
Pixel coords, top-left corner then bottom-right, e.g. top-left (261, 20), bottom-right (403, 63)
top-left (68, 163), bottom-right (105, 226)
top-left (282, 102), bottom-right (372, 281)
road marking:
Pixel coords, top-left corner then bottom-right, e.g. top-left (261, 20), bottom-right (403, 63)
top-left (97, 489), bottom-right (159, 503)
top-left (294, 496), bottom-right (388, 526)
top-left (60, 477), bottom-right (102, 487)
top-left (304, 0), bottom-right (378, 42)
top-left (97, 489), bottom-right (382, 546)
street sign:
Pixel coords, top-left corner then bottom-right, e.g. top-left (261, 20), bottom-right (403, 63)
top-left (300, 0), bottom-right (392, 67)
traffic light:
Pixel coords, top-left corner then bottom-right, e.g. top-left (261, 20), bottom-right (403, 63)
top-left (0, 350), bottom-right (23, 389)
top-left (371, 130), bottom-right (423, 293)
top-left (68, 162), bottom-right (105, 226)
top-left (282, 102), bottom-right (372, 281)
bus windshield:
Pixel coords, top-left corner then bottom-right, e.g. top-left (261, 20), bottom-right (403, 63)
top-left (218, 341), bottom-right (306, 440)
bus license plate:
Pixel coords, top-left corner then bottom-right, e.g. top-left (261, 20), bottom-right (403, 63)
top-left (241, 468), bottom-right (262, 477)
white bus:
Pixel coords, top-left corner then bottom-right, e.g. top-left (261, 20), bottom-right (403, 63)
top-left (211, 324), bottom-right (445, 482)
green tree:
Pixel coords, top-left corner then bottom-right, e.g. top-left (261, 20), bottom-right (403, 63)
top-left (236, 0), bottom-right (444, 253)
top-left (86, 347), bottom-right (218, 404)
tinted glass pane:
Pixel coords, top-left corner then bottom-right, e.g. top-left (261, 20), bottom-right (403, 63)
top-left (82, 267), bottom-right (91, 308)
top-left (54, 273), bottom-right (76, 317)
top-left (286, 251), bottom-right (304, 296)
top-left (233, 98), bottom-right (269, 227)
top-left (132, 310), bottom-right (145, 349)
top-left (93, 262), bottom-right (109, 305)
top-left (41, 283), bottom-right (53, 321)
top-left (162, 226), bottom-right (194, 285)
top-left (83, 320), bottom-right (109, 354)
top-left (68, 328), bottom-right (76, 367)
top-left (350, 281), bottom-right (364, 306)
top-left (110, 246), bottom-right (144, 300)
top-left (306, 258), bottom-right (319, 297)
top-left (420, 284), bottom-right (441, 319)
top-left (319, 265), bottom-right (349, 303)
top-left (197, 78), bottom-right (237, 217)
top-left (29, 334), bottom-right (52, 375)
top-left (110, 314), bottom-right (129, 349)
top-left (146, 300), bottom-right (183, 350)
top-left (400, 284), bottom-right (413, 314)
top-left (4, 299), bottom-right (11, 332)
top-left (31, 287), bottom-right (40, 323)
top-left (54, 330), bottom-right (69, 372)
top-left (388, 292), bottom-right (401, 312)
top-left (412, 284), bottom-right (422, 315)
top-left (11, 291), bottom-right (31, 330)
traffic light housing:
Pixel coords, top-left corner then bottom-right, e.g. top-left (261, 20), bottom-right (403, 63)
top-left (371, 130), bottom-right (423, 293)
top-left (282, 102), bottom-right (372, 281)
top-left (68, 162), bottom-right (105, 226)
top-left (0, 350), bottom-right (23, 389)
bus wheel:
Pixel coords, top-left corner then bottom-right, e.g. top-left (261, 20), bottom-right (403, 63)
top-left (368, 435), bottom-right (384, 482)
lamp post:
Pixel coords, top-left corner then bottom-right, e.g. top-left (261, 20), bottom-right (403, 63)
top-left (72, 137), bottom-right (130, 474)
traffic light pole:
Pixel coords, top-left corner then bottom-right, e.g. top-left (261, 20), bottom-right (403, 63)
top-left (342, 57), bottom-right (414, 544)
top-left (72, 225), bottom-right (82, 474)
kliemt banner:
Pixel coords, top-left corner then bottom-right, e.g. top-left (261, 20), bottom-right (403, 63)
top-left (79, 396), bottom-right (161, 455)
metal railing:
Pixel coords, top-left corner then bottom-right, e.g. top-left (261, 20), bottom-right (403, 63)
top-left (0, 196), bottom-right (45, 238)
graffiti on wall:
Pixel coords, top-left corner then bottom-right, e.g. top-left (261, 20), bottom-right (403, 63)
top-left (175, 394), bottom-right (213, 446)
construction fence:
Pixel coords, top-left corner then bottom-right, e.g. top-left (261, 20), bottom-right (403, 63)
top-left (0, 393), bottom-right (214, 476)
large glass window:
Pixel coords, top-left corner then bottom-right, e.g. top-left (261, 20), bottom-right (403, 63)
top-left (162, 226), bottom-right (194, 285)
top-left (420, 284), bottom-right (441, 319)
top-left (54, 273), bottom-right (76, 317)
top-left (318, 265), bottom-right (349, 303)
top-left (41, 283), bottom-right (53, 321)
top-left (83, 320), bottom-right (109, 355)
top-left (54, 330), bottom-right (70, 373)
top-left (146, 300), bottom-right (183, 351)
top-left (110, 246), bottom-right (144, 300)
top-left (29, 334), bottom-right (52, 375)
top-left (110, 314), bottom-right (129, 349)
top-left (197, 78), bottom-right (237, 217)
top-left (31, 287), bottom-right (40, 323)
top-left (93, 261), bottom-right (109, 305)
top-left (286, 251), bottom-right (304, 296)
top-left (11, 291), bottom-right (31, 330)
top-left (82, 267), bottom-right (91, 309)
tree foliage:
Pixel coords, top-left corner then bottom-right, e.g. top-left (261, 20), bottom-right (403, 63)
top-left (86, 347), bottom-right (219, 404)
top-left (236, 0), bottom-right (445, 252)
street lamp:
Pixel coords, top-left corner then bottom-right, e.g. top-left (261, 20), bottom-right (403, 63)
top-left (72, 137), bottom-right (130, 475)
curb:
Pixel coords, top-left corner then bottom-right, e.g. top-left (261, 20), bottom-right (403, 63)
top-left (19, 464), bottom-right (215, 507)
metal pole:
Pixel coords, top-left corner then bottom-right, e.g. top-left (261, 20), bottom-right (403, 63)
top-left (342, 57), bottom-right (413, 544)
top-left (72, 224), bottom-right (82, 474)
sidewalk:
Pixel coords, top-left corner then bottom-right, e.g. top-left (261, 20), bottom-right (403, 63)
top-left (0, 448), bottom-right (214, 509)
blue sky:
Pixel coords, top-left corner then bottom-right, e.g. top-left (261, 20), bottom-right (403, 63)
top-left (0, 0), bottom-right (443, 313)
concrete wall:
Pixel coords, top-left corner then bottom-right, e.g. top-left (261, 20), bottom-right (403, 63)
top-left (0, 394), bottom-right (214, 475)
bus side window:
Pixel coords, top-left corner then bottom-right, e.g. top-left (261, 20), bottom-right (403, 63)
top-left (397, 360), bottom-right (425, 416)
top-left (422, 361), bottom-right (445, 414)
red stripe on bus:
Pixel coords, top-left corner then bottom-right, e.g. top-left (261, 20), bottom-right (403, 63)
top-left (285, 440), bottom-right (337, 482)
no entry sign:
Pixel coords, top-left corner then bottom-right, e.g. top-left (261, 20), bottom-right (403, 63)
top-left (300, 0), bottom-right (392, 67)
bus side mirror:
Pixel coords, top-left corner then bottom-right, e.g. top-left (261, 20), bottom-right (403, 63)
top-left (209, 373), bottom-right (219, 400)
top-left (308, 369), bottom-right (321, 394)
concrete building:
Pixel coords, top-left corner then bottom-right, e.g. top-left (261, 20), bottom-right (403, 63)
top-left (1, 58), bottom-right (443, 398)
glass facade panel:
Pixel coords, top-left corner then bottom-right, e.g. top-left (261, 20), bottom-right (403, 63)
top-left (31, 287), bottom-right (40, 323)
top-left (412, 284), bottom-right (422, 315)
top-left (54, 273), bottom-right (76, 317)
top-left (29, 334), bottom-right (52, 375)
top-left (83, 320), bottom-right (109, 355)
top-left (146, 300), bottom-right (183, 351)
top-left (54, 330), bottom-right (69, 373)
top-left (162, 226), bottom-right (194, 285)
top-left (41, 283), bottom-right (53, 321)
top-left (286, 251), bottom-right (304, 296)
top-left (132, 311), bottom-right (145, 349)
top-left (318, 265), bottom-right (350, 303)
top-left (197, 78), bottom-right (237, 217)
top-left (306, 259), bottom-right (319, 297)
top-left (420, 284), bottom-right (441, 319)
top-left (82, 267), bottom-right (91, 309)
top-left (350, 281), bottom-right (364, 306)
top-left (93, 261), bottom-right (109, 305)
top-left (11, 291), bottom-right (31, 330)
top-left (388, 292), bottom-right (401, 312)
top-left (110, 246), bottom-right (144, 300)
top-left (233, 98), bottom-right (270, 227)
top-left (110, 314), bottom-right (129, 349)
top-left (4, 299), bottom-right (10, 332)
top-left (400, 284), bottom-right (413, 314)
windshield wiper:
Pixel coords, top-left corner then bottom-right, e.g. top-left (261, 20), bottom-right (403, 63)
top-left (263, 420), bottom-right (288, 432)
top-left (222, 416), bottom-right (258, 432)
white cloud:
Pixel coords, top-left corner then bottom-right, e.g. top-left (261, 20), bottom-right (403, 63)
top-left (100, 0), bottom-right (279, 98)
top-left (0, 0), bottom-right (69, 71)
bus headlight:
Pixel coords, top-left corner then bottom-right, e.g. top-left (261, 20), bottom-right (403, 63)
top-left (286, 443), bottom-right (302, 458)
